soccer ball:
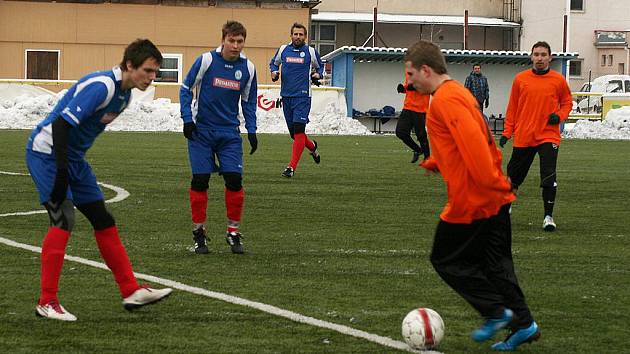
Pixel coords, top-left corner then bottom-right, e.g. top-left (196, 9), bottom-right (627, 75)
top-left (401, 308), bottom-right (445, 350)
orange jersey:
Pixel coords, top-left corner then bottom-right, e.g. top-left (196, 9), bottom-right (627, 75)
top-left (422, 80), bottom-right (515, 224)
top-left (503, 69), bottom-right (573, 147)
top-left (403, 72), bottom-right (430, 113)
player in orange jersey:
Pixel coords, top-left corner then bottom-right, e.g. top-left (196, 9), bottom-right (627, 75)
top-left (395, 72), bottom-right (430, 163)
top-left (405, 40), bottom-right (540, 351)
top-left (500, 41), bottom-right (573, 232)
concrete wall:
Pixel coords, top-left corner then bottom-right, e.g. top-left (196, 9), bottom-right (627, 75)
top-left (316, 0), bottom-right (505, 17)
top-left (520, 0), bottom-right (630, 90)
top-left (0, 1), bottom-right (309, 101)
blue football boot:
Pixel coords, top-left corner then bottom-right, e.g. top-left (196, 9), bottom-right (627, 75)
top-left (491, 321), bottom-right (541, 351)
top-left (471, 308), bottom-right (514, 342)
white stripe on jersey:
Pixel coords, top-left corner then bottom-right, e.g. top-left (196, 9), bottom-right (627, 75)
top-left (32, 123), bottom-right (53, 154)
top-left (74, 76), bottom-right (116, 111)
top-left (241, 60), bottom-right (256, 102)
top-left (274, 44), bottom-right (288, 67)
top-left (61, 108), bottom-right (80, 125)
top-left (191, 52), bottom-right (214, 123)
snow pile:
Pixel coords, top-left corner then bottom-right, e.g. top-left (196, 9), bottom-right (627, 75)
top-left (0, 90), bottom-right (372, 135)
top-left (562, 106), bottom-right (630, 140)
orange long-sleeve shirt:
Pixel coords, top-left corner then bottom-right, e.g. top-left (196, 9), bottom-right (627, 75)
top-left (503, 69), bottom-right (573, 147)
top-left (403, 72), bottom-right (430, 113)
top-left (422, 80), bottom-right (515, 224)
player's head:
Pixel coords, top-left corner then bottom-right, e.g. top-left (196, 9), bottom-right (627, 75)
top-left (404, 40), bottom-right (448, 94)
top-left (221, 21), bottom-right (247, 61)
top-left (119, 39), bottom-right (162, 91)
top-left (531, 41), bottom-right (552, 71)
top-left (473, 64), bottom-right (481, 74)
top-left (290, 23), bottom-right (307, 47)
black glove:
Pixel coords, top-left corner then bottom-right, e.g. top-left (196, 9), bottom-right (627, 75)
top-left (406, 83), bottom-right (416, 91)
top-left (50, 169), bottom-right (69, 204)
top-left (248, 133), bottom-right (258, 155)
top-left (548, 113), bottom-right (560, 125)
top-left (311, 74), bottom-right (321, 87)
top-left (397, 83), bottom-right (405, 93)
top-left (499, 136), bottom-right (508, 148)
top-left (183, 122), bottom-right (197, 140)
top-left (485, 99), bottom-right (489, 108)
top-left (271, 72), bottom-right (279, 82)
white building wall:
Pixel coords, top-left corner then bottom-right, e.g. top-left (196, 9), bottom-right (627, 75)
top-left (316, 0), bottom-right (505, 17)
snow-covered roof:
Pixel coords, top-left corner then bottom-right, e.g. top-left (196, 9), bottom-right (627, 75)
top-left (312, 11), bottom-right (520, 28)
top-left (323, 46), bottom-right (579, 65)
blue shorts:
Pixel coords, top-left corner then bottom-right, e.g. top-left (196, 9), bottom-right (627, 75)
top-left (188, 128), bottom-right (243, 174)
top-left (282, 96), bottom-right (311, 127)
top-left (26, 150), bottom-right (103, 205)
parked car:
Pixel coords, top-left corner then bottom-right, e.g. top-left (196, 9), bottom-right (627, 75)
top-left (575, 75), bottom-right (630, 113)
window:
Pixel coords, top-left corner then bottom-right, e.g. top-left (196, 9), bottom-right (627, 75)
top-left (155, 53), bottom-right (182, 83)
top-left (601, 55), bottom-right (606, 66)
top-left (311, 22), bottom-right (336, 56)
top-left (619, 63), bottom-right (625, 75)
top-left (569, 60), bottom-right (582, 77)
top-left (570, 0), bottom-right (584, 11)
top-left (25, 49), bottom-right (60, 80)
top-left (608, 54), bottom-right (614, 66)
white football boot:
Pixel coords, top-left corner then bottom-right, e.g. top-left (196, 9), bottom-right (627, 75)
top-left (542, 215), bottom-right (556, 232)
top-left (35, 302), bottom-right (77, 321)
top-left (123, 286), bottom-right (173, 311)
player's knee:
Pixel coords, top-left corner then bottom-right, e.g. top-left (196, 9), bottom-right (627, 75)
top-left (191, 174), bottom-right (210, 191)
top-left (293, 123), bottom-right (306, 134)
top-left (223, 172), bottom-right (242, 191)
top-left (395, 127), bottom-right (408, 139)
top-left (76, 200), bottom-right (115, 230)
top-left (540, 172), bottom-right (557, 188)
top-left (45, 200), bottom-right (75, 231)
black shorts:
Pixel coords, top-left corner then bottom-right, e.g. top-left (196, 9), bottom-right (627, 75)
top-left (507, 142), bottom-right (559, 188)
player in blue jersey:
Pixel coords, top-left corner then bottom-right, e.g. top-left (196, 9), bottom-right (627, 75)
top-left (180, 21), bottom-right (258, 255)
top-left (270, 23), bottom-right (323, 178)
top-left (25, 39), bottom-right (173, 321)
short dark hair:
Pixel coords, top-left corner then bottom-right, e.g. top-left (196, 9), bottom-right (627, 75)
top-left (404, 40), bottom-right (448, 75)
top-left (291, 22), bottom-right (307, 37)
top-left (531, 41), bottom-right (551, 55)
top-left (119, 39), bottom-right (162, 71)
top-left (473, 64), bottom-right (481, 68)
top-left (222, 21), bottom-right (247, 40)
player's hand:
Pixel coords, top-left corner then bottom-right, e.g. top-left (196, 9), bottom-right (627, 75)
top-left (50, 169), bottom-right (69, 204)
top-left (485, 99), bottom-right (489, 108)
top-left (248, 133), bottom-right (258, 155)
top-left (548, 112), bottom-right (560, 125)
top-left (271, 72), bottom-right (279, 82)
top-left (311, 73), bottom-right (321, 86)
top-left (499, 136), bottom-right (509, 148)
top-left (397, 83), bottom-right (405, 93)
top-left (183, 122), bottom-right (197, 141)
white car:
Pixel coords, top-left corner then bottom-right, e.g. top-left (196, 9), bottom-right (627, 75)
top-left (575, 75), bottom-right (630, 113)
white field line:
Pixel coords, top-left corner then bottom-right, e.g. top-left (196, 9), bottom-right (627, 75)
top-left (0, 170), bottom-right (440, 353)
top-left (0, 171), bottom-right (130, 217)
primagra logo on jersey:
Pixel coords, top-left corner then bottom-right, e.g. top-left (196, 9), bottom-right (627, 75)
top-left (213, 77), bottom-right (241, 91)
top-left (235, 70), bottom-right (242, 80)
top-left (286, 57), bottom-right (305, 64)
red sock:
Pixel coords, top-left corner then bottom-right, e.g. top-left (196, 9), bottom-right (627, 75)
top-left (289, 133), bottom-right (307, 169)
top-left (189, 189), bottom-right (208, 224)
top-left (94, 226), bottom-right (140, 298)
top-left (225, 188), bottom-right (244, 233)
top-left (39, 227), bottom-right (70, 305)
top-left (304, 136), bottom-right (315, 151)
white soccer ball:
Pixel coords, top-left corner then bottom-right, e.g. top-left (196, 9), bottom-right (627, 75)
top-left (401, 308), bottom-right (445, 350)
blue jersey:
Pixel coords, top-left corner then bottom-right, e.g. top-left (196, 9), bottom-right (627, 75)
top-left (180, 47), bottom-right (257, 133)
top-left (27, 66), bottom-right (131, 161)
top-left (270, 43), bottom-right (323, 98)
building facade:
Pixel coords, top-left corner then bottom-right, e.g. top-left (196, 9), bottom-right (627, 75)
top-left (0, 0), bottom-right (315, 101)
top-left (520, 0), bottom-right (630, 90)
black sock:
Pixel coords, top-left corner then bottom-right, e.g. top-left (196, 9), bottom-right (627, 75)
top-left (542, 187), bottom-right (556, 216)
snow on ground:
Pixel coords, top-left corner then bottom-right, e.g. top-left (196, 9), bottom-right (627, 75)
top-left (562, 106), bottom-right (630, 140)
top-left (0, 84), bottom-right (372, 135)
top-left (1, 84), bottom-right (630, 139)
